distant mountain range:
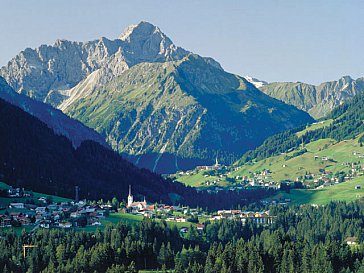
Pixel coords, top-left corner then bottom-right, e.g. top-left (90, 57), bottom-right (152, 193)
top-left (0, 21), bottom-right (313, 173)
top-left (260, 76), bottom-right (364, 119)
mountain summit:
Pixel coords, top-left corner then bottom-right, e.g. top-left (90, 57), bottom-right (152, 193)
top-left (0, 22), bottom-right (314, 173)
top-left (119, 21), bottom-right (189, 65)
top-left (119, 21), bottom-right (166, 41)
top-left (0, 21), bottom-right (189, 105)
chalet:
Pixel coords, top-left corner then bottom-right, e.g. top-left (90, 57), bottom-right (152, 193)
top-left (39, 220), bottom-right (50, 229)
top-left (345, 237), bottom-right (358, 246)
top-left (35, 207), bottom-right (47, 213)
top-left (9, 203), bottom-right (25, 209)
top-left (38, 197), bottom-right (47, 203)
top-left (176, 217), bottom-right (186, 223)
top-left (47, 204), bottom-right (58, 211)
top-left (210, 215), bottom-right (223, 221)
top-left (100, 204), bottom-right (113, 210)
top-left (59, 222), bottom-right (72, 228)
top-left (241, 211), bottom-right (273, 225)
top-left (70, 212), bottom-right (80, 218)
top-left (196, 224), bottom-right (204, 232)
top-left (80, 208), bottom-right (96, 215)
top-left (7, 187), bottom-right (25, 198)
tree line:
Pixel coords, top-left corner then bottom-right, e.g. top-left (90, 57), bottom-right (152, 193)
top-left (1, 201), bottom-right (364, 272)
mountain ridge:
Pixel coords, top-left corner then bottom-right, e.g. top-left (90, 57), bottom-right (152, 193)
top-left (0, 22), bottom-right (191, 106)
top-left (260, 75), bottom-right (364, 119)
top-left (1, 21), bottom-right (314, 173)
top-left (61, 53), bottom-right (314, 173)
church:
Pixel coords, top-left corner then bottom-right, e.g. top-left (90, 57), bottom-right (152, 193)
top-left (127, 185), bottom-right (148, 211)
top-left (196, 157), bottom-right (222, 171)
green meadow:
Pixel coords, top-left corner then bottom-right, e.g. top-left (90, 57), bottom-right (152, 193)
top-left (270, 176), bottom-right (364, 205)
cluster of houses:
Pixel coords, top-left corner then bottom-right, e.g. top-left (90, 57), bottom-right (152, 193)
top-left (0, 197), bottom-right (114, 229)
top-left (6, 187), bottom-right (32, 198)
top-left (210, 210), bottom-right (274, 225)
top-left (126, 186), bottom-right (274, 227)
top-left (126, 186), bottom-right (203, 220)
top-left (0, 184), bottom-right (278, 237)
top-left (238, 170), bottom-right (278, 188)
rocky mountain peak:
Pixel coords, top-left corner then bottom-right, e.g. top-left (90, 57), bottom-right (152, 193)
top-left (119, 21), bottom-right (167, 42)
top-left (118, 21), bottom-right (188, 64)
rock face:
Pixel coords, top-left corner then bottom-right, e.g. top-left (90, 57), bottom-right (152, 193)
top-left (1, 21), bottom-right (314, 173)
top-left (0, 76), bottom-right (106, 148)
top-left (260, 76), bottom-right (364, 119)
top-left (0, 22), bottom-right (189, 106)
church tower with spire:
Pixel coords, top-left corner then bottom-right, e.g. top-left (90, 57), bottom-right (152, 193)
top-left (127, 185), bottom-right (133, 207)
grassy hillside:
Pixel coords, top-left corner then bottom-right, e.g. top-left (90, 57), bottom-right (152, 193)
top-left (176, 93), bottom-right (364, 205)
top-left (269, 177), bottom-right (364, 205)
top-left (231, 135), bottom-right (364, 181)
top-left (0, 182), bottom-right (71, 207)
top-left (176, 124), bottom-right (364, 190)
top-left (296, 119), bottom-right (333, 137)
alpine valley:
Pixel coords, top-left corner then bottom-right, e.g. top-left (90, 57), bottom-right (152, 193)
top-left (1, 22), bottom-right (313, 173)
top-left (1, 12), bottom-right (364, 273)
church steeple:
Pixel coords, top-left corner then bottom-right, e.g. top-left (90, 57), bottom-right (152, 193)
top-left (127, 185), bottom-right (133, 207)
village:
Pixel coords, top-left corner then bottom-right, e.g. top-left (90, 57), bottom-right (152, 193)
top-left (0, 184), bottom-right (273, 234)
top-left (175, 152), bottom-right (364, 194)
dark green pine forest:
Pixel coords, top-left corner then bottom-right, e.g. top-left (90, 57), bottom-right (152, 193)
top-left (1, 202), bottom-right (363, 273)
top-left (0, 98), bottom-right (272, 209)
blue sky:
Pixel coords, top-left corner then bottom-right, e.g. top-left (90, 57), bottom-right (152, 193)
top-left (1, 0), bottom-right (363, 84)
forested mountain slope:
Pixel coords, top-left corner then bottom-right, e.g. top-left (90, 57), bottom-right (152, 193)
top-left (0, 76), bottom-right (106, 147)
top-left (0, 97), bottom-right (271, 208)
top-left (61, 54), bottom-right (313, 173)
